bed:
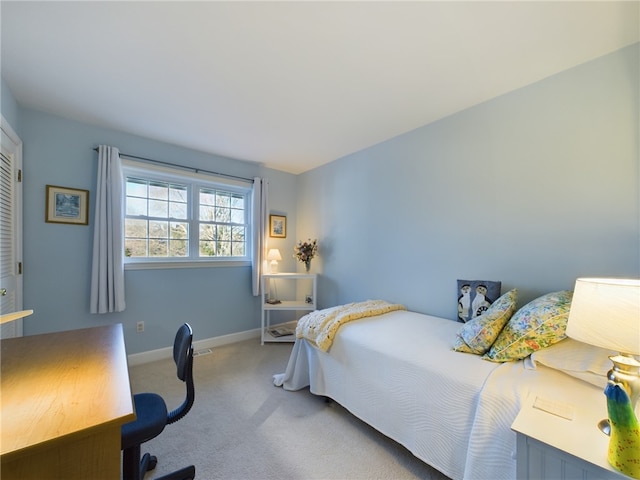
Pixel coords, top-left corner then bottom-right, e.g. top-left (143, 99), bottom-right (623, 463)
top-left (273, 298), bottom-right (611, 480)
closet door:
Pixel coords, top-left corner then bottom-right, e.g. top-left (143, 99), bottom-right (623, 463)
top-left (1, 118), bottom-right (24, 338)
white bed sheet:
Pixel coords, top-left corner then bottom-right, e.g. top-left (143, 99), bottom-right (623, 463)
top-left (274, 310), bottom-right (601, 480)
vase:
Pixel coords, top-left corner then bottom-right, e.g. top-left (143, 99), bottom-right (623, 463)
top-left (304, 260), bottom-right (311, 272)
top-left (605, 383), bottom-right (640, 479)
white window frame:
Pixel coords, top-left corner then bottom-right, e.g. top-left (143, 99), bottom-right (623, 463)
top-left (122, 159), bottom-right (252, 270)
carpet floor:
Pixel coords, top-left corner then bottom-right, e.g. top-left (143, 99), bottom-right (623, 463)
top-left (127, 338), bottom-right (451, 480)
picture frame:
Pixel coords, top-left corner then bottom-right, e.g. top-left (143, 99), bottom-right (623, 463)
top-left (45, 185), bottom-right (90, 225)
top-left (269, 214), bottom-right (286, 238)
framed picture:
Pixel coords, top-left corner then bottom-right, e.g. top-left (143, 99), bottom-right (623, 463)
top-left (45, 185), bottom-right (90, 225)
top-left (269, 215), bottom-right (286, 238)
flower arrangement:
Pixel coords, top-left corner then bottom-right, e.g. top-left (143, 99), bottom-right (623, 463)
top-left (294, 239), bottom-right (318, 271)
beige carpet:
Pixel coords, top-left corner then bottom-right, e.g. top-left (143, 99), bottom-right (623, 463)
top-left (128, 339), bottom-right (451, 480)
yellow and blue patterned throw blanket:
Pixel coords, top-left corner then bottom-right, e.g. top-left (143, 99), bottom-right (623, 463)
top-left (296, 299), bottom-right (406, 352)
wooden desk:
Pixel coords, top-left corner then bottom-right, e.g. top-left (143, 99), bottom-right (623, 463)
top-left (1, 324), bottom-right (135, 480)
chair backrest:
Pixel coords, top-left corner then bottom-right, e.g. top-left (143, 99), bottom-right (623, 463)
top-left (167, 323), bottom-right (195, 425)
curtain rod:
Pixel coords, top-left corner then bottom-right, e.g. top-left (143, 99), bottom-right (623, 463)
top-left (92, 148), bottom-right (254, 183)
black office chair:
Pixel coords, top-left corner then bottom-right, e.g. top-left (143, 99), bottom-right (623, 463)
top-left (122, 323), bottom-right (196, 480)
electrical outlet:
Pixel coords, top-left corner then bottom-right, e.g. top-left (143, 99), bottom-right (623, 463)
top-left (136, 321), bottom-right (144, 333)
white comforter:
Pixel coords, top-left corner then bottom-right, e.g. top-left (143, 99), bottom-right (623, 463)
top-left (274, 310), bottom-right (600, 480)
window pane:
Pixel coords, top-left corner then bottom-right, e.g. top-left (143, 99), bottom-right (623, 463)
top-left (217, 241), bottom-right (231, 256)
top-left (126, 178), bottom-right (147, 197)
top-left (169, 239), bottom-right (188, 257)
top-left (231, 227), bottom-right (245, 256)
top-left (199, 241), bottom-right (215, 256)
top-left (169, 185), bottom-right (188, 220)
top-left (218, 225), bottom-right (231, 241)
top-left (233, 242), bottom-right (245, 256)
top-left (215, 207), bottom-right (230, 223)
top-left (232, 226), bottom-right (245, 241)
top-left (125, 218), bottom-right (148, 238)
top-left (169, 185), bottom-right (187, 202)
top-left (230, 208), bottom-right (244, 223)
top-left (199, 224), bottom-right (216, 257)
top-left (149, 181), bottom-right (168, 200)
top-left (127, 197), bottom-right (147, 216)
top-left (170, 222), bottom-right (188, 239)
top-left (200, 189), bottom-right (215, 206)
top-left (200, 205), bottom-right (215, 221)
top-left (199, 223), bottom-right (215, 257)
top-left (199, 224), bottom-right (214, 240)
top-left (170, 202), bottom-right (187, 219)
top-left (149, 199), bottom-right (168, 218)
top-left (230, 194), bottom-right (244, 209)
top-left (169, 223), bottom-right (188, 256)
top-left (125, 239), bottom-right (148, 257)
top-left (216, 192), bottom-right (230, 207)
top-left (149, 239), bottom-right (168, 257)
top-left (149, 220), bottom-right (168, 239)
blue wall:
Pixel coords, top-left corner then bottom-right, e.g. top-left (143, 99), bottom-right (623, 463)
top-left (297, 44), bottom-right (640, 318)
top-left (1, 77), bottom-right (19, 130)
top-left (3, 44), bottom-right (638, 353)
top-left (3, 102), bottom-right (299, 354)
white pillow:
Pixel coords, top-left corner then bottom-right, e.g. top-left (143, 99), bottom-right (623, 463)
top-left (524, 337), bottom-right (616, 389)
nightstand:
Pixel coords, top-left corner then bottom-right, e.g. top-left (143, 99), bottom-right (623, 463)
top-left (512, 385), bottom-right (630, 479)
top-left (261, 273), bottom-right (317, 345)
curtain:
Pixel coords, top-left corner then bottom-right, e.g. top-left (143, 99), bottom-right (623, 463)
top-left (90, 145), bottom-right (126, 313)
top-left (251, 177), bottom-right (268, 296)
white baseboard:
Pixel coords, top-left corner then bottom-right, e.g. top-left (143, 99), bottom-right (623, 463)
top-left (127, 327), bottom-right (261, 366)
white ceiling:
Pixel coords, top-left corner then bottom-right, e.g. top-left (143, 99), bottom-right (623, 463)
top-left (2, 1), bottom-right (638, 174)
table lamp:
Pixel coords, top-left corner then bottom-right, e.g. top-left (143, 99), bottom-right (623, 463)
top-left (566, 278), bottom-right (640, 423)
top-left (266, 249), bottom-right (282, 273)
top-left (566, 278), bottom-right (640, 478)
top-left (567, 278), bottom-right (640, 415)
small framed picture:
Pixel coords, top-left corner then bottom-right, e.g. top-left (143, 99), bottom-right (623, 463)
top-left (269, 215), bottom-right (286, 238)
top-left (45, 185), bottom-right (90, 225)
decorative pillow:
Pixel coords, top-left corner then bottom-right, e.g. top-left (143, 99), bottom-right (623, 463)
top-left (457, 279), bottom-right (502, 322)
top-left (524, 337), bottom-right (615, 388)
top-left (452, 335), bottom-right (474, 353)
top-left (483, 290), bottom-right (573, 362)
top-left (453, 289), bottom-right (518, 354)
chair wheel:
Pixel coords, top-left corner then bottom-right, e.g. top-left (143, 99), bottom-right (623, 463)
top-left (148, 455), bottom-right (158, 471)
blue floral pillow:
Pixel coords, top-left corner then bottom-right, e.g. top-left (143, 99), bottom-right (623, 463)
top-left (453, 289), bottom-right (517, 354)
top-left (483, 290), bottom-right (573, 362)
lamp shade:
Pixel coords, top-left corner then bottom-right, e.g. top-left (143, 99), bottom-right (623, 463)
top-left (266, 249), bottom-right (282, 261)
top-left (566, 278), bottom-right (640, 355)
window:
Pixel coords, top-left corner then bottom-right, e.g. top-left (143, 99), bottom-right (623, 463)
top-left (123, 160), bottom-right (251, 268)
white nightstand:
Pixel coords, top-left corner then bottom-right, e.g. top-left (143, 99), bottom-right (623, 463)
top-left (512, 386), bottom-right (630, 480)
top-left (261, 273), bottom-right (317, 345)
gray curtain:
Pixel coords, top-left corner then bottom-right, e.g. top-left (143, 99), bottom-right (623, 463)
top-left (252, 177), bottom-right (268, 296)
top-left (90, 145), bottom-right (126, 313)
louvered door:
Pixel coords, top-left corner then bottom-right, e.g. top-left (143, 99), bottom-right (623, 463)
top-left (1, 120), bottom-right (23, 338)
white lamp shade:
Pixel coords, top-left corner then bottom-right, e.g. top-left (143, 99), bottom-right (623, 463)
top-left (566, 278), bottom-right (640, 355)
top-left (266, 249), bottom-right (282, 261)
